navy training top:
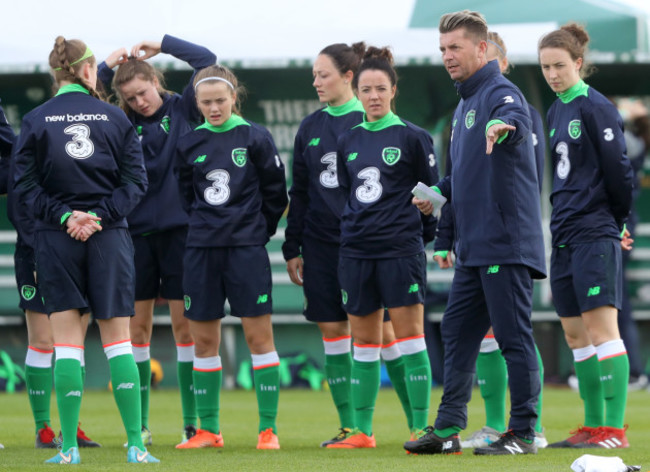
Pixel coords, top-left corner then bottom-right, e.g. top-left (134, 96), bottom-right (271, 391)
top-left (13, 84), bottom-right (148, 231)
top-left (175, 114), bottom-right (288, 248)
top-left (282, 97), bottom-right (364, 260)
top-left (98, 34), bottom-right (216, 236)
top-left (337, 111), bottom-right (439, 259)
top-left (546, 80), bottom-right (633, 246)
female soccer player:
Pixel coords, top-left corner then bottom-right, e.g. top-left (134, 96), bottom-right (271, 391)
top-left (327, 46), bottom-right (439, 449)
top-left (0, 101), bottom-right (99, 449)
top-left (13, 36), bottom-right (157, 463)
top-left (539, 23), bottom-right (634, 448)
top-left (456, 31), bottom-right (547, 450)
top-left (283, 43), bottom-right (418, 447)
top-left (174, 65), bottom-right (288, 450)
top-left (99, 35), bottom-right (216, 445)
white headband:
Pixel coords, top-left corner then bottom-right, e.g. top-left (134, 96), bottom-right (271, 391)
top-left (194, 76), bottom-right (235, 91)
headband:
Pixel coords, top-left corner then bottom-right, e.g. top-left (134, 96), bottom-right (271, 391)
top-left (487, 39), bottom-right (506, 58)
top-left (194, 76), bottom-right (235, 91)
top-left (53, 46), bottom-right (94, 71)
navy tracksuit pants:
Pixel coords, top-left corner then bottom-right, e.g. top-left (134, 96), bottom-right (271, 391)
top-left (433, 264), bottom-right (540, 440)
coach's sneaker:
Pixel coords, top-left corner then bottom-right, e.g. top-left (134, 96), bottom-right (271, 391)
top-left (583, 426), bottom-right (629, 449)
top-left (547, 426), bottom-right (598, 448)
top-left (403, 426), bottom-right (462, 455)
top-left (257, 428), bottom-right (280, 450)
top-left (36, 422), bottom-right (59, 448)
top-left (320, 427), bottom-right (352, 447)
top-left (178, 425), bottom-right (197, 446)
top-left (474, 430), bottom-right (537, 455)
top-left (460, 426), bottom-right (501, 448)
top-left (45, 447), bottom-right (80, 464)
top-left (534, 429), bottom-right (548, 449)
top-left (327, 428), bottom-right (375, 449)
top-left (176, 429), bottom-right (224, 449)
top-left (127, 446), bottom-right (159, 463)
top-left (123, 426), bottom-right (152, 448)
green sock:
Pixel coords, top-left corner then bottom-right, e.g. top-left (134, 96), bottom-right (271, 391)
top-left (384, 356), bottom-right (413, 430)
top-left (435, 425), bottom-right (461, 437)
top-left (324, 353), bottom-right (353, 429)
top-left (534, 344), bottom-right (544, 433)
top-left (600, 354), bottom-right (629, 428)
top-left (108, 353), bottom-right (144, 449)
top-left (25, 365), bottom-right (52, 433)
top-left (254, 365), bottom-right (280, 433)
top-left (351, 359), bottom-right (380, 436)
top-left (402, 350), bottom-right (432, 431)
top-left (54, 359), bottom-right (82, 451)
top-left (476, 349), bottom-right (507, 432)
top-left (575, 355), bottom-right (604, 427)
top-left (136, 360), bottom-right (151, 429)
top-left (193, 368), bottom-right (221, 433)
top-left (81, 365), bottom-right (86, 385)
top-left (178, 361), bottom-right (197, 428)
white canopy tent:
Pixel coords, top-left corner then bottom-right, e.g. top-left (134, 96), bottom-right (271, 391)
top-left (2, 0), bottom-right (649, 72)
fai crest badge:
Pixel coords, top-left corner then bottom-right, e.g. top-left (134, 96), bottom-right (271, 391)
top-left (232, 148), bottom-right (248, 167)
top-left (568, 120), bottom-right (581, 139)
top-left (21, 285), bottom-right (36, 301)
top-left (465, 110), bottom-right (476, 129)
top-left (382, 147), bottom-right (401, 166)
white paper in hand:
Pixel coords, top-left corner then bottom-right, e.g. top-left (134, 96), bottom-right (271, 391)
top-left (412, 182), bottom-right (447, 217)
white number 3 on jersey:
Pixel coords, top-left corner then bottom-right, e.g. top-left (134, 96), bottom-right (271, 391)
top-left (64, 124), bottom-right (94, 159)
top-left (603, 128), bottom-right (614, 142)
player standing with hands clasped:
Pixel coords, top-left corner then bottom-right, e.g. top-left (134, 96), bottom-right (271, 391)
top-left (174, 65), bottom-right (288, 450)
top-left (405, 10), bottom-right (546, 456)
top-left (539, 23), bottom-right (634, 449)
top-left (13, 36), bottom-right (157, 464)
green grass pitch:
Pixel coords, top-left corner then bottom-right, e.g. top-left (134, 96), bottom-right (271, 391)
top-left (0, 386), bottom-right (648, 471)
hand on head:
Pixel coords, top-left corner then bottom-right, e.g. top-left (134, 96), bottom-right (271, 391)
top-left (131, 41), bottom-right (162, 61)
top-left (105, 48), bottom-right (129, 69)
top-left (66, 210), bottom-right (102, 242)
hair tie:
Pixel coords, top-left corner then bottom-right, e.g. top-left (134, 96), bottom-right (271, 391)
top-left (53, 47), bottom-right (94, 71)
top-left (487, 39), bottom-right (506, 58)
top-left (194, 76), bottom-right (234, 91)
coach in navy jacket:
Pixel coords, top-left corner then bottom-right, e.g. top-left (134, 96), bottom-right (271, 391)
top-left (435, 60), bottom-right (545, 276)
top-left (406, 10), bottom-right (545, 456)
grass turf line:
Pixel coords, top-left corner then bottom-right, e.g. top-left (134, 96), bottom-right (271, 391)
top-left (0, 387), bottom-right (648, 471)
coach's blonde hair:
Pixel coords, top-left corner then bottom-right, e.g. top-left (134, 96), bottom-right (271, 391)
top-left (439, 10), bottom-right (488, 43)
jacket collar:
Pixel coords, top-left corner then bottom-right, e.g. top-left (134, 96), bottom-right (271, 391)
top-left (455, 60), bottom-right (500, 99)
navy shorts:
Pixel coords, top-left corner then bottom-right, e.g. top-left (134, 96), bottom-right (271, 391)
top-left (550, 240), bottom-right (622, 317)
top-left (132, 227), bottom-right (186, 300)
top-left (338, 252), bottom-right (426, 316)
top-left (35, 229), bottom-right (135, 319)
top-left (14, 239), bottom-right (46, 313)
top-left (183, 246), bottom-right (272, 321)
top-left (302, 237), bottom-right (347, 323)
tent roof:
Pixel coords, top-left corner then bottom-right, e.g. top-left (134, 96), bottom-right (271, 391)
top-left (410, 0), bottom-right (650, 63)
